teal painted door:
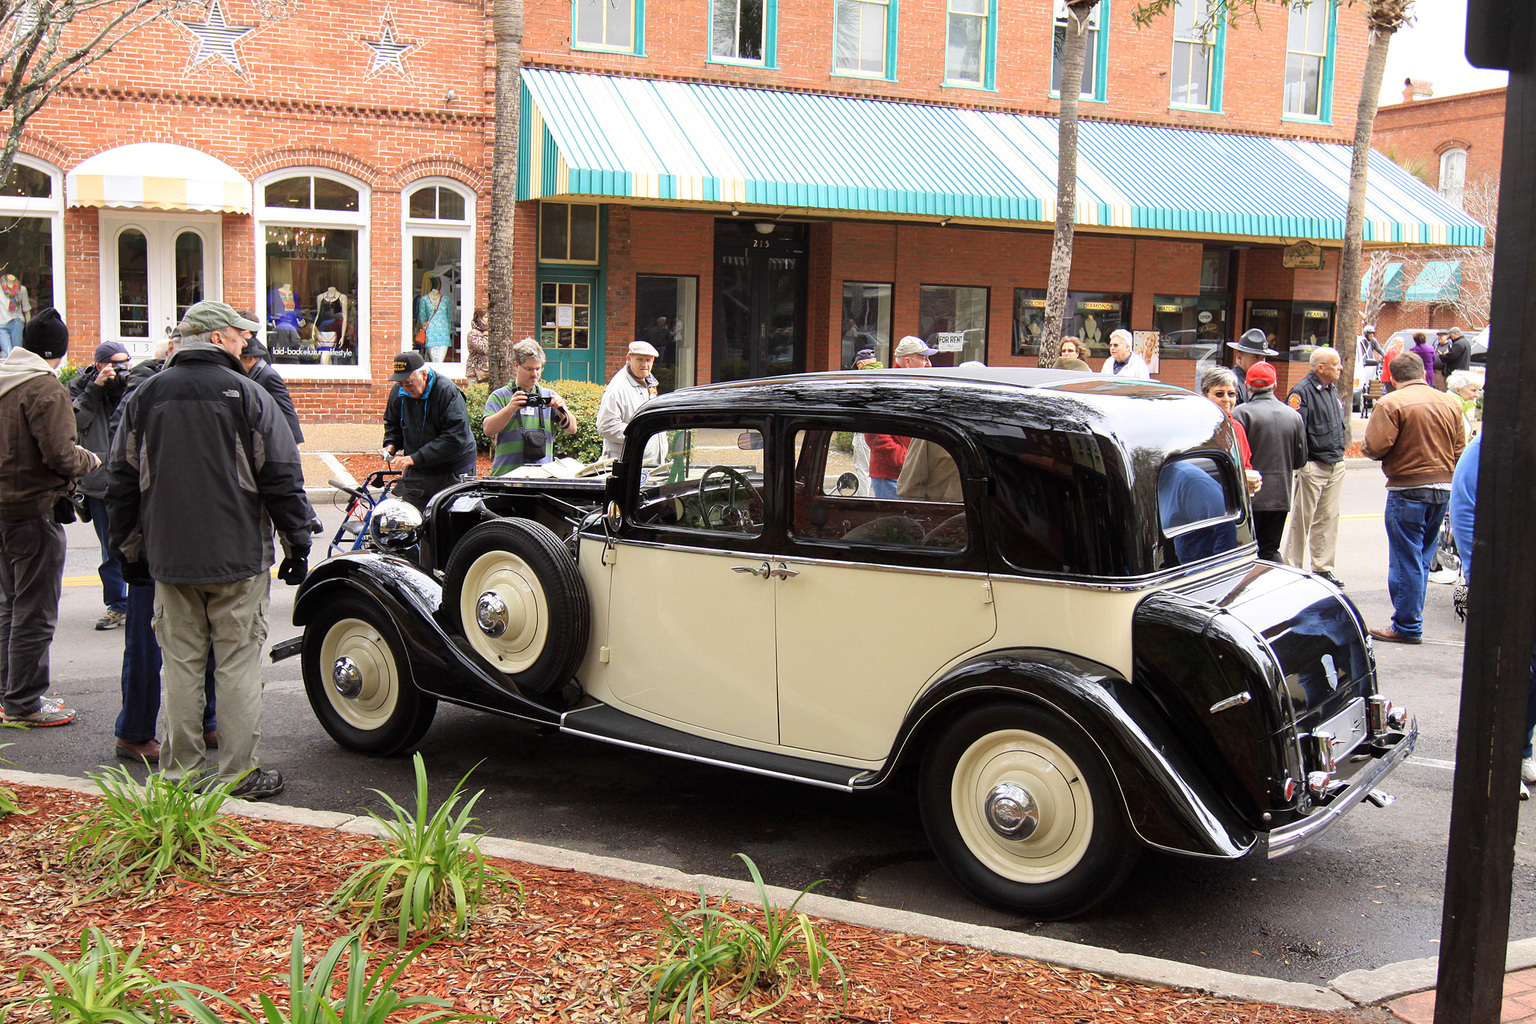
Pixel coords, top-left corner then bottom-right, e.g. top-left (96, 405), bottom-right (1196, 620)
top-left (537, 270), bottom-right (603, 383)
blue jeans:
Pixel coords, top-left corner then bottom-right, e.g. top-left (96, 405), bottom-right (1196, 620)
top-left (872, 477), bottom-right (899, 499)
top-left (1383, 491), bottom-right (1447, 639)
top-left (0, 318), bottom-right (19, 356)
top-left (116, 583), bottom-right (216, 743)
top-left (85, 496), bottom-right (127, 613)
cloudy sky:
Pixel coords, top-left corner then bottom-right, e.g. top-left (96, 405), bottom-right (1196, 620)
top-left (1377, 3), bottom-right (1507, 106)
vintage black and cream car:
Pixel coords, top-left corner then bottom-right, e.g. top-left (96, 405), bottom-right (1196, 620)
top-left (280, 368), bottom-right (1415, 918)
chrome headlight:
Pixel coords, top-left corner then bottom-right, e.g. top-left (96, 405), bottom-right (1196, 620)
top-left (368, 498), bottom-right (422, 552)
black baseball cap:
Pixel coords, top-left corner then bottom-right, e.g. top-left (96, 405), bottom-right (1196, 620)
top-left (390, 351), bottom-right (426, 381)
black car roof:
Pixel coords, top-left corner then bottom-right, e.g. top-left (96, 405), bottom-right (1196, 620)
top-left (640, 368), bottom-right (1226, 457)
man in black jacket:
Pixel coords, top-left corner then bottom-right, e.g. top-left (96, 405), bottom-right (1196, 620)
top-left (1282, 346), bottom-right (1348, 587)
top-left (382, 351), bottom-right (477, 510)
top-left (1233, 362), bottom-right (1307, 562)
top-left (107, 300), bottom-right (311, 800)
top-left (239, 337), bottom-right (303, 443)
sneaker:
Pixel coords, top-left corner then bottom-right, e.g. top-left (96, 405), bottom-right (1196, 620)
top-left (94, 608), bottom-right (127, 631)
top-left (228, 768), bottom-right (284, 801)
top-left (1428, 569), bottom-right (1460, 585)
top-left (1522, 781), bottom-right (1530, 802)
top-left (1523, 758), bottom-right (1536, 785)
top-left (5, 704), bottom-right (77, 727)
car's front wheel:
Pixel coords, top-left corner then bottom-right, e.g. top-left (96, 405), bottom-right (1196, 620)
top-left (302, 594), bottom-right (436, 756)
top-left (919, 702), bottom-right (1137, 918)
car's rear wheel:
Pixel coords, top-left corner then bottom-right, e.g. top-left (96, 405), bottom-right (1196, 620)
top-left (302, 594), bottom-right (436, 756)
top-left (919, 702), bottom-right (1136, 918)
top-left (443, 518), bottom-right (589, 694)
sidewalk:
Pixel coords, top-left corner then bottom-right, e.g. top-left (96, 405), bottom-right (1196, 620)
top-left (1383, 967), bottom-right (1536, 1022)
top-left (296, 422), bottom-right (381, 490)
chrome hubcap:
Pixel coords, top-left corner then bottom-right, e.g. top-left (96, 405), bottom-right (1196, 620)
top-left (476, 592), bottom-right (509, 638)
top-left (332, 656), bottom-right (364, 699)
top-left (984, 781), bottom-right (1040, 840)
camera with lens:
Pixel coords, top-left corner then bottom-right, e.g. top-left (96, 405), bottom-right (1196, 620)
top-left (522, 388), bottom-right (549, 409)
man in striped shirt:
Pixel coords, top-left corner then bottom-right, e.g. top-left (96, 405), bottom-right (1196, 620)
top-left (482, 338), bottom-right (578, 475)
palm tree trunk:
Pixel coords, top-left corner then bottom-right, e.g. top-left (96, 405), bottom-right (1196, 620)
top-left (487, 0), bottom-right (524, 389)
top-left (1041, 2), bottom-right (1098, 367)
top-left (1333, 17), bottom-right (1397, 436)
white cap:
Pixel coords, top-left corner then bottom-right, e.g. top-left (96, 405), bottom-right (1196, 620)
top-left (627, 340), bottom-right (659, 358)
top-left (1364, 324), bottom-right (1376, 333)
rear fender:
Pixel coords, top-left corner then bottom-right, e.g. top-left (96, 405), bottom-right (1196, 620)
top-left (881, 648), bottom-right (1255, 859)
top-left (292, 554), bottom-right (562, 726)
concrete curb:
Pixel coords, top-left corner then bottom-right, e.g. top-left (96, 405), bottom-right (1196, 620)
top-left (1, 767), bottom-right (1432, 1013)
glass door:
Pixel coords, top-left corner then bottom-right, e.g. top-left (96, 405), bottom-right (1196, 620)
top-left (712, 221), bottom-right (806, 382)
top-left (536, 267), bottom-right (602, 382)
top-left (100, 214), bottom-right (219, 358)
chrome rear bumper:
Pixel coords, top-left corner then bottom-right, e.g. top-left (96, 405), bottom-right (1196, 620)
top-left (1261, 713), bottom-right (1418, 859)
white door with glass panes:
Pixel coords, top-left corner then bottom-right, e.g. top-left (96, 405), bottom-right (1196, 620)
top-left (100, 214), bottom-right (219, 358)
top-left (405, 181), bottom-right (473, 371)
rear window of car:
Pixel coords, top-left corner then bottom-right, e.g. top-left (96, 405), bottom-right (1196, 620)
top-left (1157, 454), bottom-right (1244, 567)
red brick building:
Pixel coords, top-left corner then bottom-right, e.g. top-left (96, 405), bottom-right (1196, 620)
top-left (2, 0), bottom-right (1480, 415)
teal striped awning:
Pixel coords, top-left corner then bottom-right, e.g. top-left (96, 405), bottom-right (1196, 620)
top-left (518, 69), bottom-right (1486, 247)
top-left (1360, 262), bottom-right (1405, 302)
top-left (1404, 260), bottom-right (1462, 302)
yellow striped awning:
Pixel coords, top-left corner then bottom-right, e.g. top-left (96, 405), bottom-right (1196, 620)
top-left (66, 143), bottom-right (250, 214)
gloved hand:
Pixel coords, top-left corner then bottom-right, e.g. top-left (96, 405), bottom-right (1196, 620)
top-left (121, 559), bottom-right (153, 586)
top-left (277, 546), bottom-right (310, 586)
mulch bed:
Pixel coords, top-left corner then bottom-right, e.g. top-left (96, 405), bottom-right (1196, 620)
top-left (0, 782), bottom-right (1387, 1023)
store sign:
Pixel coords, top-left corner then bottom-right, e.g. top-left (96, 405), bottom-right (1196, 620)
top-left (1197, 311), bottom-right (1214, 324)
top-left (1251, 308), bottom-right (1280, 317)
top-left (1154, 304), bottom-right (1183, 313)
top-left (1079, 301), bottom-right (1119, 311)
top-left (556, 305), bottom-right (575, 328)
top-left (1282, 240), bottom-right (1325, 270)
top-left (1303, 310), bottom-right (1330, 319)
top-left (1021, 299), bottom-right (1047, 308)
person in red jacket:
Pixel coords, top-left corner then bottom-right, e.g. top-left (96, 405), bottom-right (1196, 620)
top-left (865, 336), bottom-right (936, 497)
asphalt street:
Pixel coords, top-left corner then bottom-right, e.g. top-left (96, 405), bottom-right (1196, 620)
top-left (11, 462), bottom-right (1530, 986)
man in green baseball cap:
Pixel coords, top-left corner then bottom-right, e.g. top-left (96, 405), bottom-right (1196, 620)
top-left (174, 300), bottom-right (261, 338)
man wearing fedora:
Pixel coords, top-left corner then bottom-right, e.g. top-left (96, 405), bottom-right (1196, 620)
top-left (1227, 329), bottom-right (1278, 404)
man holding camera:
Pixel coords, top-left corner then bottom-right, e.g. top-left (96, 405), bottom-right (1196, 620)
top-left (482, 339), bottom-right (578, 476)
top-left (71, 341), bottom-right (133, 631)
top-left (106, 300), bottom-right (311, 799)
top-left (382, 350), bottom-right (477, 509)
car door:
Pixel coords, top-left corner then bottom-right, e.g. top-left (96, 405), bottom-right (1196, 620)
top-left (773, 425), bottom-right (997, 762)
top-left (602, 419), bottom-right (780, 745)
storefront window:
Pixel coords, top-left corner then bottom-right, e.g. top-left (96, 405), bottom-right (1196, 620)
top-left (841, 281), bottom-right (891, 368)
top-left (117, 229), bottom-right (149, 339)
top-left (257, 171), bottom-right (367, 371)
top-left (1153, 294), bottom-right (1226, 377)
top-left (1013, 289), bottom-right (1130, 363)
top-left (636, 275), bottom-right (698, 393)
top-left (539, 202), bottom-right (599, 263)
top-left (405, 180), bottom-right (474, 369)
top-left (541, 281), bottom-right (591, 352)
top-left (0, 159), bottom-right (62, 337)
top-left (920, 285), bottom-right (987, 365)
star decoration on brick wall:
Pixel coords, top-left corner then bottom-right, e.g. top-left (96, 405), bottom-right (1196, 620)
top-left (179, 0), bottom-right (258, 75)
top-left (362, 18), bottom-right (414, 79)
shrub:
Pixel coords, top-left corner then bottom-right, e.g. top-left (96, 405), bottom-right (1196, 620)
top-left (64, 767), bottom-right (263, 899)
top-left (10, 926), bottom-right (173, 1024)
top-left (463, 379), bottom-right (606, 464)
top-left (330, 754), bottom-right (519, 946)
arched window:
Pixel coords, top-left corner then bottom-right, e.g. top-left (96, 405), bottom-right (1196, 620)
top-left (1439, 148), bottom-right (1467, 208)
top-left (256, 170), bottom-right (370, 375)
top-left (402, 179), bottom-right (475, 369)
top-left (0, 156), bottom-right (64, 346)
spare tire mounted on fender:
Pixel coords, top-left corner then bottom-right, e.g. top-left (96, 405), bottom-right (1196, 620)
top-left (443, 518), bottom-right (590, 694)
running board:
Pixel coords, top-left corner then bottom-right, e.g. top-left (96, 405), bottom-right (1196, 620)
top-left (559, 704), bottom-right (870, 792)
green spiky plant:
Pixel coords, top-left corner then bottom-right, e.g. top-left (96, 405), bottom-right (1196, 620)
top-left (8, 926), bottom-right (173, 1024)
top-left (330, 754), bottom-right (519, 946)
top-left (64, 766), bottom-right (264, 898)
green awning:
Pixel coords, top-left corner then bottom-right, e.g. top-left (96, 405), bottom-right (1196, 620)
top-left (1360, 262), bottom-right (1405, 302)
top-left (518, 69), bottom-right (1487, 246)
top-left (1404, 260), bottom-right (1462, 303)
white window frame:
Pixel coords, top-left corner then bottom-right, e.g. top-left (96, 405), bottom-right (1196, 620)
top-left (711, 0), bottom-right (767, 64)
top-left (573, 0), bottom-right (636, 52)
top-left (833, 0), bottom-right (892, 78)
top-left (402, 177), bottom-right (476, 375)
top-left (1282, 1), bottom-right (1329, 119)
top-left (1439, 148), bottom-right (1467, 208)
top-left (1170, 0), bottom-right (1217, 110)
top-left (253, 168), bottom-right (371, 380)
top-left (99, 212), bottom-right (222, 355)
top-left (1051, 0), bottom-right (1103, 100)
top-left (944, 0), bottom-right (991, 87)
top-left (0, 155), bottom-right (65, 322)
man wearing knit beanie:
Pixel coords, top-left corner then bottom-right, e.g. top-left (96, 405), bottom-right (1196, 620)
top-left (0, 308), bottom-right (101, 726)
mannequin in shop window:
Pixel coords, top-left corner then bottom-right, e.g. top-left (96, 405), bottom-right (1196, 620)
top-left (314, 285), bottom-right (349, 364)
top-left (417, 274), bottom-right (452, 363)
top-left (266, 283), bottom-right (302, 357)
top-left (0, 273), bottom-right (31, 355)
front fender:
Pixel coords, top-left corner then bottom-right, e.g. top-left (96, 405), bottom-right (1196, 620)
top-left (878, 648), bottom-right (1256, 860)
top-left (292, 553), bottom-right (562, 726)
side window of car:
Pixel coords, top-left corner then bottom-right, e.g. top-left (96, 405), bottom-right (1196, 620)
top-left (788, 427), bottom-right (969, 550)
top-left (629, 424), bottom-right (767, 537)
top-left (1158, 454), bottom-right (1243, 566)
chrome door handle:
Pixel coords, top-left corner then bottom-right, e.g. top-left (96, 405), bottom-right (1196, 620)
top-left (731, 562), bottom-right (771, 579)
top-left (769, 562), bottom-right (799, 580)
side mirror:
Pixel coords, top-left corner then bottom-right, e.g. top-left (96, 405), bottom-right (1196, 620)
top-left (835, 472), bottom-right (859, 497)
top-left (738, 430), bottom-right (764, 451)
top-left (605, 500), bottom-right (622, 531)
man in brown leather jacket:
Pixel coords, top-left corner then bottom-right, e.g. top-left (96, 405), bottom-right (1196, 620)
top-left (0, 309), bottom-right (100, 725)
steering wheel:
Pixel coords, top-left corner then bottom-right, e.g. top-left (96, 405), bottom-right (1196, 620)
top-left (698, 465), bottom-right (759, 530)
